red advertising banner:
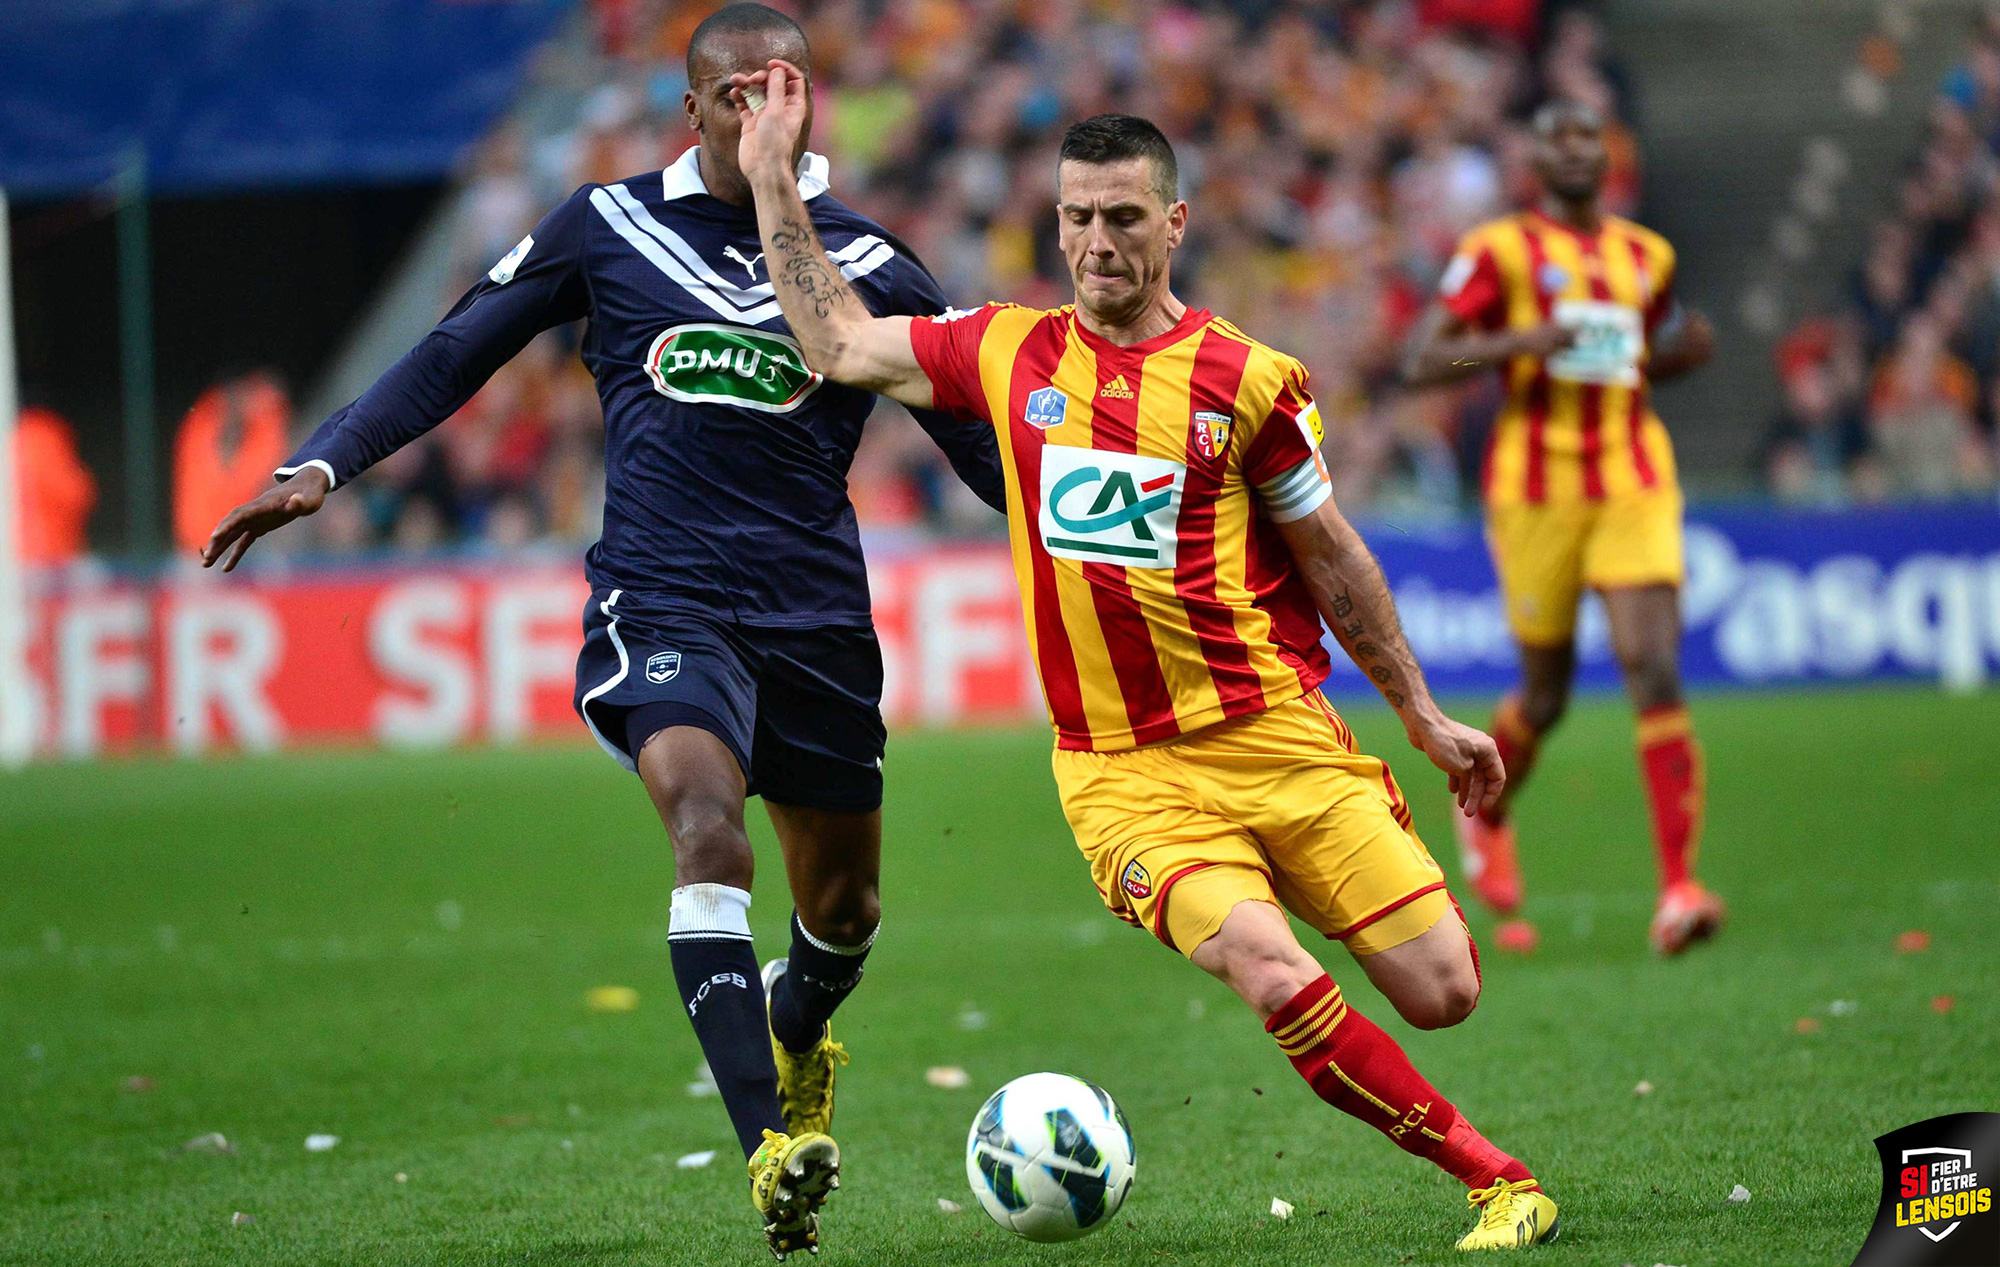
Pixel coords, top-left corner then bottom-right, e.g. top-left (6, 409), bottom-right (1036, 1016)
top-left (16, 548), bottom-right (1043, 760)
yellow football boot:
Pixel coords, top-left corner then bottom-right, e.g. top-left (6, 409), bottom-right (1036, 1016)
top-left (762, 959), bottom-right (850, 1136)
top-left (1455, 1178), bottom-right (1559, 1251)
top-left (747, 1128), bottom-right (840, 1260)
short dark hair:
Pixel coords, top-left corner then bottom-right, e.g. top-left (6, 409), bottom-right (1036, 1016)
top-left (687, 3), bottom-right (809, 81)
top-left (1058, 114), bottom-right (1179, 206)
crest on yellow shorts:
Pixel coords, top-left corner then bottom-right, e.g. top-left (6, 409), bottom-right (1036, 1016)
top-left (1121, 860), bottom-right (1152, 899)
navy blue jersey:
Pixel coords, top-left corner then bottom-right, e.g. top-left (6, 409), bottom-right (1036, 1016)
top-left (279, 148), bottom-right (1004, 625)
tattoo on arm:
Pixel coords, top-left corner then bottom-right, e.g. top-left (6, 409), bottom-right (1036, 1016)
top-left (768, 215), bottom-right (859, 322)
top-left (1306, 545), bottom-right (1433, 718)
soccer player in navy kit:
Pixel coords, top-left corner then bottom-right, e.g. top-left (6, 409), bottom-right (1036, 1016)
top-left (199, 7), bottom-right (1003, 1257)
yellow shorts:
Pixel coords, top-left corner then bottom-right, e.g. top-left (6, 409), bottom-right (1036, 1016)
top-left (1052, 690), bottom-right (1450, 960)
top-left (1485, 487), bottom-right (1685, 645)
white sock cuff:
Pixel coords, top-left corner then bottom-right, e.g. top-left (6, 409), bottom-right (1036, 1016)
top-left (795, 911), bottom-right (878, 956)
top-left (670, 884), bottom-right (753, 941)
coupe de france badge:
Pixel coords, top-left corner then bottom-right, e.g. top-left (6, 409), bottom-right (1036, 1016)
top-left (1850, 1112), bottom-right (1998, 1266)
top-left (1024, 386), bottom-right (1068, 429)
top-left (646, 651), bottom-right (681, 684)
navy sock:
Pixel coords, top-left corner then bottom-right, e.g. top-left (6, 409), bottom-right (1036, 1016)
top-left (668, 885), bottom-right (785, 1159)
top-left (769, 910), bottom-right (875, 1054)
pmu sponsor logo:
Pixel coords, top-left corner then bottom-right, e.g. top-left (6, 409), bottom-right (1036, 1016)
top-left (1853, 1112), bottom-right (2000, 1266)
top-left (1038, 446), bottom-right (1186, 569)
top-left (643, 324), bottom-right (821, 412)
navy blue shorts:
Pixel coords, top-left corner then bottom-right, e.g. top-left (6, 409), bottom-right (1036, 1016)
top-left (572, 588), bottom-right (886, 813)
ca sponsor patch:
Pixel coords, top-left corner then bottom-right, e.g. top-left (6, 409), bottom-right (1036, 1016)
top-left (1038, 446), bottom-right (1186, 569)
top-left (1120, 860), bottom-right (1152, 900)
top-left (644, 324), bottom-right (822, 413)
top-left (1852, 1112), bottom-right (1999, 1265)
top-left (1024, 386), bottom-right (1068, 429)
top-left (646, 651), bottom-right (681, 684)
top-left (1193, 410), bottom-right (1233, 460)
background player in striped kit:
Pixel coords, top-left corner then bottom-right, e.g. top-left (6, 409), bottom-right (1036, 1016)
top-left (734, 63), bottom-right (1561, 1252)
top-left (1403, 100), bottom-right (1724, 956)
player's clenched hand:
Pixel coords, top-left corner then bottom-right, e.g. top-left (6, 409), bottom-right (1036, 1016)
top-left (199, 465), bottom-right (329, 572)
top-left (730, 59), bottom-right (808, 187)
top-left (1406, 711), bottom-right (1506, 817)
top-left (1513, 322), bottom-right (1577, 359)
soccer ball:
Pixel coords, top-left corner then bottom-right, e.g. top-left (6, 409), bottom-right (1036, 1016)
top-left (963, 1072), bottom-right (1135, 1241)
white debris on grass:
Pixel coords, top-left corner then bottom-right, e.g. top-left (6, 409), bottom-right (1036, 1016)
top-left (937, 1198), bottom-right (962, 1213)
top-left (1633, 1080), bottom-right (1655, 1096)
top-left (560, 1139), bottom-right (574, 1151)
top-left (181, 1132), bottom-right (234, 1155)
top-left (1728, 1184), bottom-right (1751, 1203)
top-left (926, 1066), bottom-right (970, 1089)
top-left (230, 1212), bottom-right (255, 1226)
top-left (957, 1007), bottom-right (989, 1032)
top-left (686, 1061), bottom-right (719, 1098)
top-left (1269, 1198), bottom-right (1293, 1220)
top-left (304, 1134), bottom-right (339, 1152)
top-left (677, 1151), bottom-right (717, 1169)
top-left (394, 1173), bottom-right (408, 1184)
top-left (1829, 999), bottom-right (1858, 1016)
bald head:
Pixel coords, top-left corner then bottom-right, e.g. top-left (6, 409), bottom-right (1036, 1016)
top-left (687, 4), bottom-right (810, 87)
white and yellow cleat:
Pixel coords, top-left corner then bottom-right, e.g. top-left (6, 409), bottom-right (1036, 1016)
top-left (748, 1128), bottom-right (841, 1260)
top-left (1455, 1178), bottom-right (1559, 1251)
top-left (762, 958), bottom-right (850, 1137)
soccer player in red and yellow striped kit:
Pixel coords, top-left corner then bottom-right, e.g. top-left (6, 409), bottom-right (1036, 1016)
top-left (735, 63), bottom-right (1559, 1253)
top-left (1404, 101), bottom-right (1724, 955)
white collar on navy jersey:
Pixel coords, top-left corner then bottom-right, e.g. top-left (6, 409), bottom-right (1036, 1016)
top-left (661, 145), bottom-right (830, 202)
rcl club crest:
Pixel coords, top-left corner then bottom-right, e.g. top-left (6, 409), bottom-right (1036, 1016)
top-left (1193, 411), bottom-right (1232, 460)
top-left (1851, 1112), bottom-right (1999, 1266)
top-left (1120, 860), bottom-right (1152, 900)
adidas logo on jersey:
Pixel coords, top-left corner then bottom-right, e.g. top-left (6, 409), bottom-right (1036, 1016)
top-left (1099, 374), bottom-right (1134, 399)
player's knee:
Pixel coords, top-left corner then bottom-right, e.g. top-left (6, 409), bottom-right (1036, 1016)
top-left (1394, 963), bottom-right (1481, 1031)
top-left (1520, 688), bottom-right (1568, 734)
top-left (1619, 654), bottom-right (1681, 712)
top-left (1218, 944), bottom-right (1322, 1016)
top-left (663, 794), bottom-right (753, 886)
top-left (799, 885), bottom-right (880, 948)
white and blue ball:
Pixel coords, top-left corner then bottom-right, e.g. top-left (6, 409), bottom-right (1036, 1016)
top-left (964, 1072), bottom-right (1135, 1242)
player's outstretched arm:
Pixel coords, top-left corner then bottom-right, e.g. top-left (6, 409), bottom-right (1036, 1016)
top-left (1400, 303), bottom-right (1575, 388)
top-left (1277, 498), bottom-right (1504, 816)
top-left (733, 61), bottom-right (936, 410)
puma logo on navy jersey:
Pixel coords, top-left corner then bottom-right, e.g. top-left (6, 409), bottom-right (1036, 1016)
top-left (722, 245), bottom-right (764, 280)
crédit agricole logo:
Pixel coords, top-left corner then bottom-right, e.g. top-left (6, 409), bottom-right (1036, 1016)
top-left (644, 324), bottom-right (822, 413)
top-left (1038, 447), bottom-right (1186, 569)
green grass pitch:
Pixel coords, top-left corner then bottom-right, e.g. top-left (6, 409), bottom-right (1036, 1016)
top-left (2, 688), bottom-right (1994, 1266)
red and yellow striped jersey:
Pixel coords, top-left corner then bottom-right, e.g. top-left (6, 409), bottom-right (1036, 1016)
top-left (1440, 210), bottom-right (1681, 507)
top-left (910, 303), bottom-right (1335, 752)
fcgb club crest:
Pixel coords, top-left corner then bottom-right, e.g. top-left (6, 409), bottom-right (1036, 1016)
top-left (646, 651), bottom-right (681, 684)
top-left (1193, 411), bottom-right (1232, 460)
top-left (1121, 860), bottom-right (1152, 900)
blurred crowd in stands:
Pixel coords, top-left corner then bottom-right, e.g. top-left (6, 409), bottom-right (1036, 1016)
top-left (1764, 6), bottom-right (2000, 504)
top-left (47, 0), bottom-right (1994, 567)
